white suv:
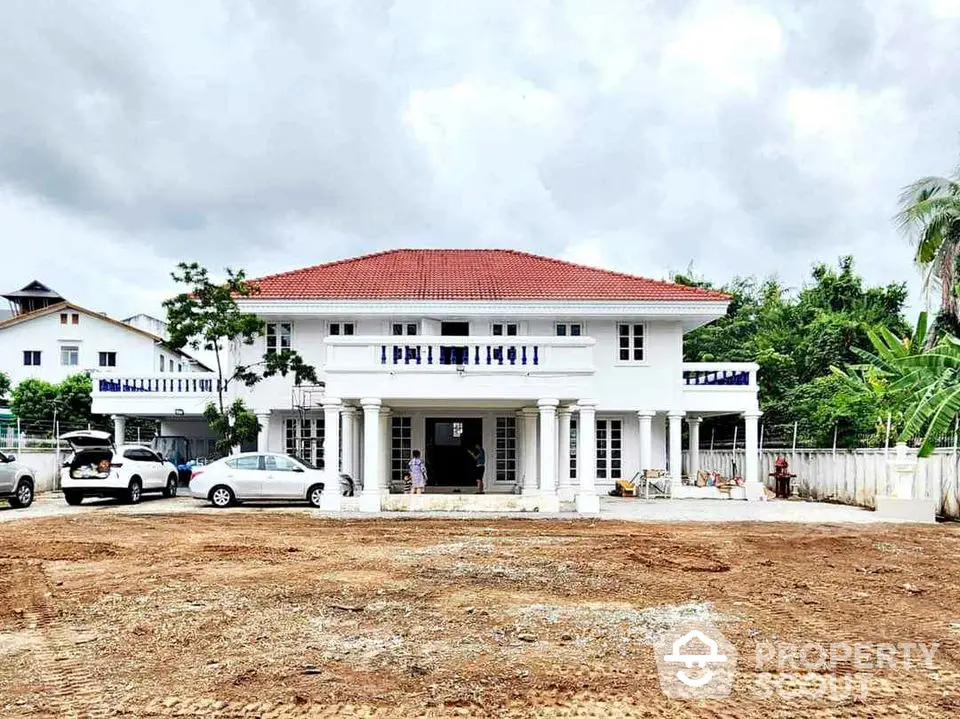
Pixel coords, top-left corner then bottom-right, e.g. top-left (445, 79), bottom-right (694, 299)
top-left (60, 430), bottom-right (179, 505)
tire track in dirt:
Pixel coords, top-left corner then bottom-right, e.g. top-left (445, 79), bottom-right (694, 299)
top-left (16, 560), bottom-right (116, 718)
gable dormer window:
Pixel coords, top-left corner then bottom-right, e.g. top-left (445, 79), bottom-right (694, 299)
top-left (329, 322), bottom-right (355, 336)
top-left (266, 322), bottom-right (293, 354)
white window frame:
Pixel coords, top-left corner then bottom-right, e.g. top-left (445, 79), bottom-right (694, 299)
top-left (616, 322), bottom-right (645, 363)
top-left (596, 418), bottom-right (623, 480)
top-left (266, 322), bottom-right (293, 355)
top-left (98, 351), bottom-right (117, 368)
top-left (491, 321), bottom-right (519, 337)
top-left (23, 350), bottom-right (41, 366)
top-left (390, 321), bottom-right (419, 336)
top-left (555, 322), bottom-right (584, 337)
top-left (329, 321), bottom-right (356, 337)
top-left (60, 345), bottom-right (79, 367)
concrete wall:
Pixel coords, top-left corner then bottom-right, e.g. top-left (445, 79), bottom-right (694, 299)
top-left (692, 449), bottom-right (960, 519)
top-left (4, 452), bottom-right (61, 492)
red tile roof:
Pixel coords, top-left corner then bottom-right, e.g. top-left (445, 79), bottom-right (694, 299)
top-left (248, 249), bottom-right (729, 302)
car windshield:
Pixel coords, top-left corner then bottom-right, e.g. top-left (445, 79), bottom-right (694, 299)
top-left (289, 455), bottom-right (317, 470)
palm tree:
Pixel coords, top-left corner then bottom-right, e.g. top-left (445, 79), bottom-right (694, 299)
top-left (896, 171), bottom-right (960, 341)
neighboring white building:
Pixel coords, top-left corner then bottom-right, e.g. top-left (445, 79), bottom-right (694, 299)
top-left (0, 299), bottom-right (209, 388)
top-left (92, 249), bottom-right (761, 511)
top-left (122, 313), bottom-right (171, 340)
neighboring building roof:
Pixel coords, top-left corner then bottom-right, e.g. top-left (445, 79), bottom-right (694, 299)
top-left (0, 301), bottom-right (212, 371)
top-left (247, 249), bottom-right (730, 302)
top-left (1, 279), bottom-right (64, 302)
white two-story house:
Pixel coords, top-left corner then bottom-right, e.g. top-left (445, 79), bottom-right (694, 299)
top-left (93, 249), bottom-right (761, 512)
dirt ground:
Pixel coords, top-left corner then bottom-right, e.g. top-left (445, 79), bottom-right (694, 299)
top-left (0, 513), bottom-right (957, 718)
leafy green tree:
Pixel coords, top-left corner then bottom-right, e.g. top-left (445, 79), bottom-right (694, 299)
top-left (10, 374), bottom-right (110, 433)
top-left (677, 257), bottom-right (910, 445)
top-left (163, 262), bottom-right (319, 451)
top-left (0, 371), bottom-right (10, 405)
top-left (896, 171), bottom-right (960, 339)
top-left (10, 378), bottom-right (57, 427)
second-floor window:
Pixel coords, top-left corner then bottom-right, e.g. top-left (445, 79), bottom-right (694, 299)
top-left (23, 350), bottom-right (41, 366)
top-left (99, 351), bottom-right (117, 367)
top-left (266, 322), bottom-right (292, 354)
top-left (492, 322), bottom-right (518, 336)
top-left (60, 345), bottom-right (79, 366)
top-left (392, 322), bottom-right (418, 336)
top-left (617, 323), bottom-right (645, 362)
top-left (555, 322), bottom-right (582, 337)
top-left (160, 355), bottom-right (165, 372)
top-left (329, 322), bottom-right (355, 336)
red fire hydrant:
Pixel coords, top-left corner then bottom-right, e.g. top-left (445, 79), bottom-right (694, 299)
top-left (770, 455), bottom-right (795, 499)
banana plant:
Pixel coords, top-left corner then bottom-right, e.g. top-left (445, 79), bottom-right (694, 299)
top-left (833, 312), bottom-right (960, 455)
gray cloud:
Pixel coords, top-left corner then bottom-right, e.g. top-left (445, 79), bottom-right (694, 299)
top-left (0, 0), bottom-right (957, 317)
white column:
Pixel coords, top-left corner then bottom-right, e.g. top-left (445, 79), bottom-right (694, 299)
top-left (255, 411), bottom-right (271, 453)
top-left (319, 398), bottom-right (342, 511)
top-left (687, 416), bottom-right (701, 480)
top-left (112, 415), bottom-right (126, 445)
top-left (520, 408), bottom-right (539, 495)
top-left (637, 410), bottom-right (655, 472)
top-left (557, 406), bottom-right (573, 501)
top-left (576, 400), bottom-right (599, 514)
top-left (380, 407), bottom-right (392, 495)
top-left (537, 399), bottom-right (560, 512)
top-left (744, 410), bottom-right (763, 501)
top-left (360, 398), bottom-right (382, 512)
top-left (668, 411), bottom-right (685, 491)
top-left (340, 407), bottom-right (356, 479)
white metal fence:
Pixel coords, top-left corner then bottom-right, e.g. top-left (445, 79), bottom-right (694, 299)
top-left (690, 449), bottom-right (960, 520)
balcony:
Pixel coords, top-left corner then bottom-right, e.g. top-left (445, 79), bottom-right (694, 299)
top-left (91, 372), bottom-right (220, 417)
top-left (324, 335), bottom-right (595, 401)
top-left (681, 362), bottom-right (759, 413)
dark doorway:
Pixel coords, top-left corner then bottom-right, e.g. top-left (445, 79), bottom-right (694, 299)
top-left (440, 321), bottom-right (470, 364)
top-left (425, 418), bottom-right (483, 488)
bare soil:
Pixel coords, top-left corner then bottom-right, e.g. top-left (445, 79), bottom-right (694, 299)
top-left (0, 513), bottom-right (958, 717)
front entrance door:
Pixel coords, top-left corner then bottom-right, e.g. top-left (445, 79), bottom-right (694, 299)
top-left (440, 322), bottom-right (470, 364)
top-left (425, 418), bottom-right (483, 488)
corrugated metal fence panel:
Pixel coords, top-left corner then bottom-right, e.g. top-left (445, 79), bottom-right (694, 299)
top-left (685, 449), bottom-right (960, 519)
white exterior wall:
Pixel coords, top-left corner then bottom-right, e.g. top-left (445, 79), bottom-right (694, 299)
top-left (230, 313), bottom-right (699, 415)
top-left (0, 312), bottom-right (160, 386)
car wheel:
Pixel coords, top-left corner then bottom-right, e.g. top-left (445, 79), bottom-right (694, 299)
top-left (163, 474), bottom-right (178, 498)
top-left (10, 481), bottom-right (33, 509)
top-left (127, 478), bottom-right (143, 504)
top-left (209, 485), bottom-right (235, 508)
top-left (64, 491), bottom-right (83, 506)
top-left (308, 483), bottom-right (325, 508)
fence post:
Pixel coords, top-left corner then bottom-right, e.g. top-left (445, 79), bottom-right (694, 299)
top-left (709, 427), bottom-right (715, 453)
top-left (54, 420), bottom-right (61, 491)
top-left (792, 421), bottom-right (798, 476)
top-left (17, 419), bottom-right (24, 455)
top-left (884, 413), bottom-right (892, 457)
top-left (832, 424), bottom-right (838, 456)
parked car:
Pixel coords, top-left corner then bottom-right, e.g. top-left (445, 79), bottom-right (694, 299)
top-left (59, 430), bottom-right (179, 505)
top-left (188, 452), bottom-right (346, 508)
top-left (0, 451), bottom-right (35, 509)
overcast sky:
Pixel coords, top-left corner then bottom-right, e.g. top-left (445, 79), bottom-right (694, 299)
top-left (2, 0), bottom-right (959, 319)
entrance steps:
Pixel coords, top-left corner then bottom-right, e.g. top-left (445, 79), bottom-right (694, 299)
top-left (381, 493), bottom-right (563, 512)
